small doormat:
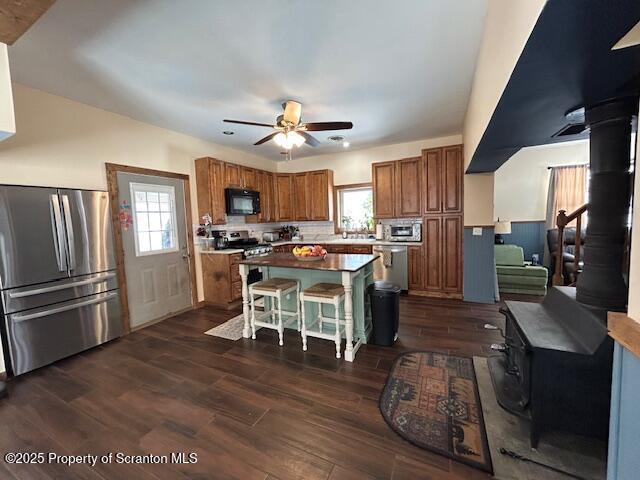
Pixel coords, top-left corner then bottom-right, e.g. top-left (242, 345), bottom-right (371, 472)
top-left (204, 314), bottom-right (260, 341)
top-left (380, 351), bottom-right (493, 474)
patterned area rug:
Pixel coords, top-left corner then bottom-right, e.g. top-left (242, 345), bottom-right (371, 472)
top-left (204, 314), bottom-right (259, 341)
top-left (380, 351), bottom-right (493, 473)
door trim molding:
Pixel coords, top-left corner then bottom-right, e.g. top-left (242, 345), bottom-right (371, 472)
top-left (105, 163), bottom-right (198, 333)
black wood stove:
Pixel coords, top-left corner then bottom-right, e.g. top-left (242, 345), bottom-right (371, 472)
top-left (488, 287), bottom-right (613, 448)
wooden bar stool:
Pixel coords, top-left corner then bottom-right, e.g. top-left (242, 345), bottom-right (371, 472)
top-left (299, 283), bottom-right (345, 358)
top-left (249, 278), bottom-right (300, 346)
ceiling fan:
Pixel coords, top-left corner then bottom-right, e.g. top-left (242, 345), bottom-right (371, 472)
top-left (224, 100), bottom-right (353, 150)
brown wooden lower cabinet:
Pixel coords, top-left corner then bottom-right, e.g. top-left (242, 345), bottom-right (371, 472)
top-left (201, 252), bottom-right (243, 308)
top-left (350, 245), bottom-right (374, 254)
top-left (442, 215), bottom-right (463, 292)
top-left (423, 217), bottom-right (443, 291)
top-left (408, 246), bottom-right (423, 290)
top-left (408, 215), bottom-right (463, 299)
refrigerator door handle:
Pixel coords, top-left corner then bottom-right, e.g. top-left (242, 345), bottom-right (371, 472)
top-left (11, 291), bottom-right (118, 323)
top-left (61, 195), bottom-right (76, 271)
top-left (49, 194), bottom-right (67, 272)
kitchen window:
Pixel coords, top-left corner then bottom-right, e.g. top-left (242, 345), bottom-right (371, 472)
top-left (334, 183), bottom-right (374, 233)
top-left (130, 183), bottom-right (179, 256)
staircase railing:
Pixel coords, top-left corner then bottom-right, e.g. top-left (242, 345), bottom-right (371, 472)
top-left (552, 203), bottom-right (588, 286)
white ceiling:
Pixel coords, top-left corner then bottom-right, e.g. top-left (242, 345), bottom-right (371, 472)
top-left (8, 0), bottom-right (487, 160)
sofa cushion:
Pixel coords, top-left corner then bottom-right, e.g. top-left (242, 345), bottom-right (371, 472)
top-left (498, 274), bottom-right (548, 288)
top-left (494, 244), bottom-right (524, 266)
top-left (499, 285), bottom-right (547, 296)
top-left (496, 265), bottom-right (548, 278)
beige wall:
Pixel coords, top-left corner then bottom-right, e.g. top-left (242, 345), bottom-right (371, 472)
top-left (276, 135), bottom-right (462, 184)
top-left (628, 103), bottom-right (640, 320)
top-left (0, 43), bottom-right (15, 141)
top-left (494, 140), bottom-right (589, 222)
top-left (465, 173), bottom-right (495, 226)
top-left (461, 0), bottom-right (547, 227)
top-left (0, 84), bottom-right (278, 305)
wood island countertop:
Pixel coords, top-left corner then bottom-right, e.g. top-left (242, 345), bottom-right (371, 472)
top-left (240, 252), bottom-right (379, 272)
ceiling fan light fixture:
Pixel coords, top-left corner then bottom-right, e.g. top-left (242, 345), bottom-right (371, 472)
top-left (274, 131), bottom-right (305, 149)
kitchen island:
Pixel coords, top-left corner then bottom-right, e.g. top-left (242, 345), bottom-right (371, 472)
top-left (239, 253), bottom-right (378, 361)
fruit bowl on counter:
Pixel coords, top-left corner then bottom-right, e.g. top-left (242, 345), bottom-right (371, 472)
top-left (292, 245), bottom-right (327, 261)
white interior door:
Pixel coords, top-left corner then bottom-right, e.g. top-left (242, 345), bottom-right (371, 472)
top-left (117, 172), bottom-right (192, 328)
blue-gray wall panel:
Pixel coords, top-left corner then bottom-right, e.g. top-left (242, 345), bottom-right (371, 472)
top-left (607, 342), bottom-right (640, 480)
top-left (502, 221), bottom-right (546, 261)
top-left (463, 227), bottom-right (496, 304)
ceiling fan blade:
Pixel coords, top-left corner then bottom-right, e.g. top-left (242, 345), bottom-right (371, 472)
top-left (298, 131), bottom-right (320, 147)
top-left (224, 119), bottom-right (274, 128)
top-left (303, 121), bottom-right (353, 131)
top-left (254, 132), bottom-right (279, 145)
top-left (282, 100), bottom-right (302, 125)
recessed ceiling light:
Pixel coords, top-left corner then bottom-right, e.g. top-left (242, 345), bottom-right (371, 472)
top-left (222, 131), bottom-right (234, 135)
top-left (343, 141), bottom-right (350, 148)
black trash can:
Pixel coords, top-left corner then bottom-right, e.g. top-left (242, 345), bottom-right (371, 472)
top-left (367, 281), bottom-right (401, 346)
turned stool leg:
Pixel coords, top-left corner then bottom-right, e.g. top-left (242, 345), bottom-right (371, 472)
top-left (300, 295), bottom-right (307, 351)
top-left (250, 290), bottom-right (257, 340)
top-left (276, 293), bottom-right (284, 346)
top-left (334, 298), bottom-right (341, 359)
top-left (296, 282), bottom-right (301, 332)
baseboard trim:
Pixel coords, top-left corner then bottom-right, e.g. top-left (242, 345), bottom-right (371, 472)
top-left (129, 305), bottom-right (195, 332)
top-left (408, 290), bottom-right (463, 300)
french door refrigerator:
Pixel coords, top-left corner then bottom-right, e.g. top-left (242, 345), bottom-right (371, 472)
top-left (0, 185), bottom-right (123, 375)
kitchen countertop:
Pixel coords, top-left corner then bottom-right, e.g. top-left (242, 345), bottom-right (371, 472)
top-left (199, 238), bottom-right (421, 255)
top-left (199, 248), bottom-right (244, 255)
top-left (271, 239), bottom-right (422, 247)
top-left (240, 252), bottom-right (379, 272)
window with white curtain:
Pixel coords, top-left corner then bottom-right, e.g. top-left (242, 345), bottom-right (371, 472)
top-left (130, 183), bottom-right (179, 256)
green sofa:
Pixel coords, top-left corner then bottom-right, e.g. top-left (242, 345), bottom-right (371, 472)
top-left (495, 244), bottom-right (547, 296)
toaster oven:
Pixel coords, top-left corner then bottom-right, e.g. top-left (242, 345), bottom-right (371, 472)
top-left (384, 222), bottom-right (421, 242)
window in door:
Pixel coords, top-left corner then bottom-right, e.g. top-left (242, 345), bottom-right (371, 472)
top-left (335, 184), bottom-right (374, 233)
top-left (130, 183), bottom-right (179, 256)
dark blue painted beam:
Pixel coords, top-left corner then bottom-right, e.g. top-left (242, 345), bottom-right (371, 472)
top-left (468, 0), bottom-right (640, 174)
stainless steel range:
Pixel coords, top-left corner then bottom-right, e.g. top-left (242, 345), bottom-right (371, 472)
top-left (222, 230), bottom-right (273, 258)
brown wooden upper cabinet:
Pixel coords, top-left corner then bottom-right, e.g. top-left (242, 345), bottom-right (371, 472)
top-left (241, 166), bottom-right (258, 190)
top-left (194, 157), bottom-right (226, 225)
top-left (423, 148), bottom-right (442, 214)
top-left (293, 172), bottom-right (310, 221)
top-left (396, 157), bottom-right (422, 217)
top-left (372, 161), bottom-right (396, 218)
top-left (422, 145), bottom-right (463, 214)
top-left (309, 170), bottom-right (333, 221)
top-left (196, 160), bottom-right (333, 225)
top-left (275, 173), bottom-right (295, 221)
top-left (224, 163), bottom-right (241, 188)
top-left (257, 171), bottom-right (275, 223)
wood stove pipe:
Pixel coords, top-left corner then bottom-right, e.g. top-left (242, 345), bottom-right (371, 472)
top-left (576, 97), bottom-right (638, 311)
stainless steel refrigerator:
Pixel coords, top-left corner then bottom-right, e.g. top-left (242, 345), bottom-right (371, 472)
top-left (0, 185), bottom-right (123, 375)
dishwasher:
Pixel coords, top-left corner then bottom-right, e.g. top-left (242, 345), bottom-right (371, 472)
top-left (372, 245), bottom-right (408, 290)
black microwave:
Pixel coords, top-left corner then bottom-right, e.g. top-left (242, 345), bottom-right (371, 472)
top-left (225, 188), bottom-right (261, 215)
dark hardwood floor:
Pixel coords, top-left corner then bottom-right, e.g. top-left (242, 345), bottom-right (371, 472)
top-left (0, 294), bottom-right (537, 480)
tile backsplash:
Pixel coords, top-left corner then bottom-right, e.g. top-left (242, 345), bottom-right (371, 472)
top-left (194, 216), bottom-right (421, 245)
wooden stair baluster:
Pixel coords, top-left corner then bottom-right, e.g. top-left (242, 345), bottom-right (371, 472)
top-left (553, 210), bottom-right (568, 286)
top-left (552, 204), bottom-right (587, 287)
